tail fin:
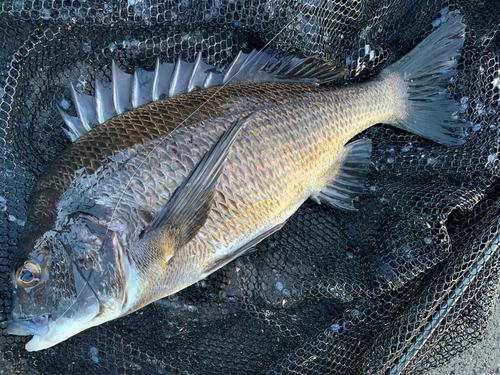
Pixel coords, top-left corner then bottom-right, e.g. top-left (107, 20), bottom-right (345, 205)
top-left (386, 16), bottom-right (468, 146)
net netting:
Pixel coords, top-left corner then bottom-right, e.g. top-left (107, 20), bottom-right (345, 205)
top-left (1, 0), bottom-right (500, 374)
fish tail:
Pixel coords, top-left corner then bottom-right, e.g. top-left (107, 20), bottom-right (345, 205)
top-left (385, 16), bottom-right (469, 146)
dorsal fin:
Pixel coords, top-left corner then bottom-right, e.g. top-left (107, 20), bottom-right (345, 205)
top-left (59, 51), bottom-right (347, 142)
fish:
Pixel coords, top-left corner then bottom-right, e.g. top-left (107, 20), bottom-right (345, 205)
top-left (6, 16), bottom-right (467, 351)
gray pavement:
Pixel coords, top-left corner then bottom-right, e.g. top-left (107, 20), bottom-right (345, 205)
top-left (429, 294), bottom-right (500, 375)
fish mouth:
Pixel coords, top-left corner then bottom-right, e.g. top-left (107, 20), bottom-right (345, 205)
top-left (7, 313), bottom-right (98, 351)
top-left (6, 313), bottom-right (86, 351)
top-left (6, 315), bottom-right (56, 352)
top-left (6, 315), bottom-right (49, 337)
top-left (7, 258), bottom-right (128, 351)
top-left (6, 299), bottom-right (123, 351)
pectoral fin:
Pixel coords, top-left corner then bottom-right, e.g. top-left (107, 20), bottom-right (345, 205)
top-left (312, 138), bottom-right (372, 211)
top-left (140, 114), bottom-right (252, 249)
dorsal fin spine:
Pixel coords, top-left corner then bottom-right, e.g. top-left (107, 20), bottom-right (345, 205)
top-left (222, 50), bottom-right (244, 84)
top-left (70, 82), bottom-right (96, 132)
top-left (95, 78), bottom-right (114, 124)
top-left (57, 106), bottom-right (83, 142)
top-left (112, 61), bottom-right (133, 115)
top-left (60, 50), bottom-right (347, 143)
top-left (151, 57), bottom-right (162, 101)
top-left (188, 53), bottom-right (200, 92)
top-left (169, 57), bottom-right (182, 98)
top-left (188, 53), bottom-right (202, 92)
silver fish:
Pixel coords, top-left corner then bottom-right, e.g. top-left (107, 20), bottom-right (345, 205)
top-left (7, 17), bottom-right (467, 351)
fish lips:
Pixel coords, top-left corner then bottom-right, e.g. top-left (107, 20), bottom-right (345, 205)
top-left (6, 300), bottom-right (101, 351)
top-left (6, 315), bottom-right (49, 337)
top-left (6, 315), bottom-right (55, 352)
top-left (6, 289), bottom-right (125, 351)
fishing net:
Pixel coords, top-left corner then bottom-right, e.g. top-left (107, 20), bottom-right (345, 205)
top-left (1, 0), bottom-right (499, 373)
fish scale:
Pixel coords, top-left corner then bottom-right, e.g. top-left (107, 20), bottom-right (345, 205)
top-left (115, 77), bottom-right (405, 308)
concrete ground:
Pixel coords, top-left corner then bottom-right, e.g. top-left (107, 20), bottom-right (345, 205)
top-left (429, 293), bottom-right (500, 375)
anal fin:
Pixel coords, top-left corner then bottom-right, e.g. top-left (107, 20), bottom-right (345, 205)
top-left (313, 138), bottom-right (372, 211)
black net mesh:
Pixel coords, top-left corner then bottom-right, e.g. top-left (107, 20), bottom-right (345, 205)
top-left (1, 0), bottom-right (500, 374)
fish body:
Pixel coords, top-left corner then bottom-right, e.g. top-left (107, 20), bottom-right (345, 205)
top-left (7, 17), bottom-right (467, 351)
top-left (96, 75), bottom-right (405, 309)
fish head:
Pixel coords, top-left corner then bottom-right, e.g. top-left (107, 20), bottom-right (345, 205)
top-left (7, 209), bottom-right (134, 351)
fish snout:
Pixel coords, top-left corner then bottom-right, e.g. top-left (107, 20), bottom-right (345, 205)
top-left (6, 315), bottom-right (49, 337)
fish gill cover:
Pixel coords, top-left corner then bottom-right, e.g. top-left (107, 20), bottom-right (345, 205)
top-left (0, 0), bottom-right (499, 374)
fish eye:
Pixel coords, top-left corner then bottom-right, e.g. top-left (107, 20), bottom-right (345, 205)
top-left (15, 261), bottom-right (41, 287)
